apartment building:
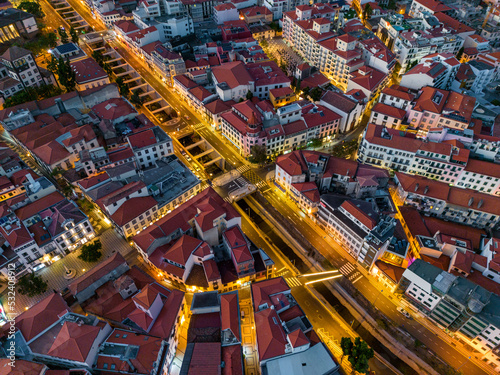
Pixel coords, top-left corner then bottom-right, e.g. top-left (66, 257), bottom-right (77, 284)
top-left (393, 29), bottom-right (464, 72)
top-left (358, 124), bottom-right (500, 196)
top-left (399, 259), bottom-right (500, 371)
top-left (221, 99), bottom-right (341, 157)
top-left (126, 126), bottom-right (173, 169)
top-left (0, 46), bottom-right (45, 89)
top-left (400, 53), bottom-right (460, 91)
top-left (133, 187), bottom-right (274, 291)
top-left (395, 172), bottom-right (500, 229)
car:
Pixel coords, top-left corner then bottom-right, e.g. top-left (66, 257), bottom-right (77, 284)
top-left (180, 150), bottom-right (186, 156)
top-left (397, 307), bottom-right (411, 319)
top-left (186, 155), bottom-right (192, 161)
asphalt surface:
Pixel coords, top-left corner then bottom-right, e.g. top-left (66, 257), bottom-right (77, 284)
top-left (43, 2), bottom-right (490, 373)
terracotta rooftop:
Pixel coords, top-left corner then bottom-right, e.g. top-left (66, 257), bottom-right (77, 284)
top-left (221, 292), bottom-right (241, 342)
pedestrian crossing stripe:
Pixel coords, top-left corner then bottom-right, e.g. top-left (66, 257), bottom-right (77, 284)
top-left (223, 196), bottom-right (232, 203)
top-left (237, 165), bottom-right (250, 173)
top-left (348, 272), bottom-right (361, 281)
top-left (193, 123), bottom-right (204, 129)
top-left (286, 276), bottom-right (302, 288)
top-left (339, 263), bottom-right (356, 275)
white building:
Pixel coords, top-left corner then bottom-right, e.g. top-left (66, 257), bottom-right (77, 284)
top-left (213, 3), bottom-right (239, 25)
top-left (400, 53), bottom-right (460, 91)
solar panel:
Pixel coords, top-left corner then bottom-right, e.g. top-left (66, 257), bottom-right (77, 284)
top-left (56, 43), bottom-right (79, 54)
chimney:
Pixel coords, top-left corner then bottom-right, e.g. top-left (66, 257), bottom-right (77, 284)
top-left (414, 183), bottom-right (419, 192)
top-left (54, 98), bottom-right (66, 114)
top-left (424, 185), bottom-right (429, 194)
top-left (468, 197), bottom-right (474, 207)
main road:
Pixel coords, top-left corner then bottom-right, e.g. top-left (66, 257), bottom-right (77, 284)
top-left (44, 2), bottom-right (489, 373)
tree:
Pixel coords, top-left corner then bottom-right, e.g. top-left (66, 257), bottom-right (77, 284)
top-left (295, 78), bottom-right (301, 94)
top-left (102, 62), bottom-right (113, 75)
top-left (309, 86), bottom-right (323, 102)
top-left (249, 145), bottom-right (267, 166)
top-left (309, 138), bottom-right (322, 148)
top-left (17, 272), bottom-right (48, 297)
top-left (363, 3), bottom-right (373, 20)
top-left (260, 38), bottom-right (268, 48)
top-left (70, 26), bottom-right (79, 44)
top-left (340, 337), bottom-right (354, 364)
top-left (387, 0), bottom-right (397, 10)
top-left (57, 57), bottom-right (76, 91)
top-left (130, 90), bottom-right (144, 107)
top-left (302, 86), bottom-right (310, 98)
top-left (341, 337), bottom-right (374, 374)
top-left (18, 1), bottom-right (43, 18)
top-left (58, 27), bottom-right (69, 44)
top-left (246, 90), bottom-right (253, 100)
top-left (405, 60), bottom-right (418, 73)
top-left (4, 85), bottom-right (62, 107)
top-left (115, 76), bottom-right (129, 97)
top-left (456, 47), bottom-right (464, 61)
top-left (78, 240), bottom-right (103, 262)
top-left (47, 56), bottom-right (58, 75)
top-left (92, 50), bottom-right (104, 67)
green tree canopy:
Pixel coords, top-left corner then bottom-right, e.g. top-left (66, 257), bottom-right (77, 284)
top-left (249, 145), bottom-right (267, 165)
top-left (17, 1), bottom-right (43, 18)
top-left (57, 57), bottom-right (76, 92)
top-left (363, 3), bottom-right (373, 20)
top-left (309, 86), bottom-right (323, 102)
top-left (341, 337), bottom-right (374, 374)
top-left (17, 272), bottom-right (48, 297)
top-left (70, 26), bottom-right (79, 44)
top-left (78, 240), bottom-right (103, 262)
top-left (58, 27), bottom-right (69, 44)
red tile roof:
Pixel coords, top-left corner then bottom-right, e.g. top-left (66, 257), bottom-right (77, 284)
top-left (203, 259), bottom-right (221, 281)
top-left (133, 188), bottom-right (238, 252)
top-left (251, 277), bottom-right (290, 312)
top-left (287, 328), bottom-right (309, 348)
top-left (92, 98), bottom-right (136, 121)
top-left (77, 172), bottom-right (110, 190)
top-left (349, 66), bottom-right (387, 92)
top-left (149, 288), bottom-right (184, 338)
top-left (374, 260), bottom-right (406, 283)
top-left (221, 292), bottom-right (240, 342)
top-left (110, 196), bottom-right (157, 227)
top-left (97, 181), bottom-right (146, 208)
top-left (276, 151), bottom-right (307, 177)
top-left (127, 128), bottom-right (156, 149)
top-left (222, 345), bottom-right (243, 375)
top-left (48, 321), bottom-right (101, 362)
top-left (8, 293), bottom-right (68, 342)
top-left (15, 191), bottom-right (65, 220)
top-left (255, 307), bottom-right (287, 361)
top-left (71, 58), bottom-right (108, 84)
top-left (224, 226), bottom-right (252, 263)
top-left (0, 359), bottom-right (46, 375)
top-left (413, 0), bottom-right (451, 12)
top-left (187, 343), bottom-right (222, 374)
top-left (381, 85), bottom-right (416, 101)
top-left (341, 200), bottom-right (377, 229)
top-left (68, 252), bottom-right (127, 295)
top-left (211, 61), bottom-right (253, 89)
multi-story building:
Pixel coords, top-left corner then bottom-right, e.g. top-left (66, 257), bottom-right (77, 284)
top-left (252, 278), bottom-right (339, 373)
top-left (400, 53), bottom-right (460, 91)
top-left (221, 99), bottom-right (341, 157)
top-left (398, 259), bottom-right (500, 371)
top-left (358, 123), bottom-right (500, 196)
top-left (393, 29), bottom-right (464, 72)
top-left (214, 3), bottom-right (239, 25)
top-left (0, 8), bottom-right (38, 43)
top-left (395, 172), bottom-right (500, 229)
top-left (408, 0), bottom-right (451, 18)
top-left (406, 86), bottom-right (476, 133)
top-left (0, 46), bottom-right (45, 89)
top-left (126, 126), bottom-right (173, 169)
top-left (133, 0), bottom-right (194, 42)
top-left (133, 187), bottom-right (274, 291)
top-left (71, 57), bottom-right (110, 91)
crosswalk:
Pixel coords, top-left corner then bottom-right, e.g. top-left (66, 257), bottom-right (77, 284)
top-left (223, 196), bottom-right (232, 203)
top-left (255, 180), bottom-right (268, 189)
top-left (339, 262), bottom-right (362, 282)
top-left (285, 276), bottom-right (302, 288)
top-left (237, 165), bottom-right (250, 174)
top-left (192, 122), bottom-right (204, 130)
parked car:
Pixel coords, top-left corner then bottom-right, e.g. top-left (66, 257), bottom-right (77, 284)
top-left (397, 307), bottom-right (411, 319)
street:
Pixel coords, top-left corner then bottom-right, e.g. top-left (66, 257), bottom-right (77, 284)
top-left (30, 2), bottom-right (491, 374)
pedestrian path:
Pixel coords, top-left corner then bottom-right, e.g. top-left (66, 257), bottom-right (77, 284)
top-left (255, 180), bottom-right (268, 189)
top-left (192, 122), bottom-right (204, 130)
top-left (285, 276), bottom-right (302, 288)
top-left (237, 165), bottom-right (250, 174)
top-left (339, 262), bottom-right (362, 282)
